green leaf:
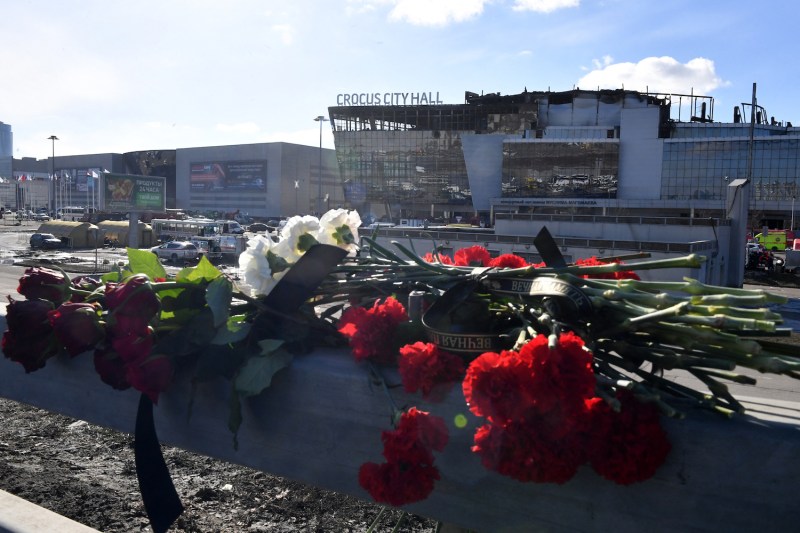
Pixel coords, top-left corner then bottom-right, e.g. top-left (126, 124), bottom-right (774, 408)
top-left (101, 271), bottom-right (122, 284)
top-left (234, 342), bottom-right (291, 397)
top-left (206, 276), bottom-right (233, 327)
top-left (127, 247), bottom-right (168, 279)
top-left (179, 255), bottom-right (222, 283)
top-left (211, 315), bottom-right (252, 345)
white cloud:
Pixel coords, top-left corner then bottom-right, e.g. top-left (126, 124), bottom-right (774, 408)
top-left (577, 56), bottom-right (728, 94)
top-left (272, 24), bottom-right (295, 45)
top-left (512, 0), bottom-right (579, 13)
top-left (388, 0), bottom-right (488, 26)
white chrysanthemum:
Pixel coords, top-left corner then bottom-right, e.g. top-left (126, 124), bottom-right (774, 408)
top-left (273, 215), bottom-right (321, 262)
top-left (238, 234), bottom-right (278, 296)
top-left (317, 209), bottom-right (361, 255)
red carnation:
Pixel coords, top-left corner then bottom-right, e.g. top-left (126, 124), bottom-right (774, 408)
top-left (338, 297), bottom-right (408, 363)
top-left (488, 254), bottom-right (528, 269)
top-left (462, 349), bottom-right (540, 425)
top-left (422, 252), bottom-right (454, 265)
top-left (520, 332), bottom-right (596, 413)
top-left (358, 460), bottom-right (439, 507)
top-left (586, 391), bottom-right (671, 485)
top-left (394, 407), bottom-right (449, 453)
top-left (398, 342), bottom-right (465, 401)
top-left (17, 267), bottom-right (70, 304)
top-left (575, 256), bottom-right (640, 280)
top-left (359, 407), bottom-right (447, 506)
top-left (472, 420), bottom-right (585, 484)
top-left (454, 245), bottom-right (490, 267)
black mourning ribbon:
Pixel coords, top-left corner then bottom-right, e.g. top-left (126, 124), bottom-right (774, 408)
top-left (133, 244), bottom-right (348, 532)
top-left (533, 226), bottom-right (567, 268)
top-left (135, 393), bottom-right (183, 533)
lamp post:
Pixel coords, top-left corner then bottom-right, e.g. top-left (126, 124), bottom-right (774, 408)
top-left (792, 195), bottom-right (796, 232)
top-left (314, 115), bottom-right (328, 216)
top-left (48, 135), bottom-right (58, 215)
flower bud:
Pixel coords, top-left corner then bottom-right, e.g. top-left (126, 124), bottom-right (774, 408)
top-left (2, 298), bottom-right (59, 372)
top-left (105, 275), bottom-right (160, 328)
top-left (48, 302), bottom-right (105, 357)
top-left (17, 267), bottom-right (69, 305)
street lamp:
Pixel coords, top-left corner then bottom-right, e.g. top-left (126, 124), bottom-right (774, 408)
top-left (314, 115), bottom-right (328, 215)
top-left (792, 195), bottom-right (796, 232)
top-left (47, 135), bottom-right (58, 215)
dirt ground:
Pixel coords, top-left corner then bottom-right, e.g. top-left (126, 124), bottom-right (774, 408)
top-left (0, 397), bottom-right (439, 532)
top-left (0, 257), bottom-right (797, 532)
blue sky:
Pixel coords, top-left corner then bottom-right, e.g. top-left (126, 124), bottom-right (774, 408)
top-left (4, 0), bottom-right (799, 161)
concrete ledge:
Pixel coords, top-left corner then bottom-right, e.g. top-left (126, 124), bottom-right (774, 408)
top-left (0, 489), bottom-right (100, 533)
top-left (0, 349), bottom-right (798, 532)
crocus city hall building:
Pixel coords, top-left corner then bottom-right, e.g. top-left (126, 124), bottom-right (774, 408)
top-left (328, 86), bottom-right (799, 231)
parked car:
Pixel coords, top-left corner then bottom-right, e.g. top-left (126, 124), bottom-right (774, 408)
top-left (150, 241), bottom-right (200, 263)
top-left (30, 233), bottom-right (63, 250)
top-left (247, 222), bottom-right (269, 233)
top-left (32, 212), bottom-right (51, 221)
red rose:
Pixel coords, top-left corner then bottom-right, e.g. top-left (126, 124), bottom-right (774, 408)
top-left (105, 275), bottom-right (160, 324)
top-left (398, 342), bottom-right (464, 401)
top-left (93, 347), bottom-right (131, 391)
top-left (111, 330), bottom-right (154, 364)
top-left (17, 267), bottom-right (70, 304)
top-left (126, 354), bottom-right (173, 404)
top-left (2, 298), bottom-right (59, 372)
top-left (488, 254), bottom-right (528, 269)
top-left (48, 302), bottom-right (104, 357)
top-left (454, 245), bottom-right (490, 267)
top-left (69, 275), bottom-right (103, 303)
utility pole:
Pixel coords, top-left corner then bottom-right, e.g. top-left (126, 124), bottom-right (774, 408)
top-left (48, 135), bottom-right (58, 215)
top-left (314, 115), bottom-right (328, 215)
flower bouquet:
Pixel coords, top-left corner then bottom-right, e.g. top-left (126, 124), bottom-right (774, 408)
top-left (2, 209), bottom-right (798, 531)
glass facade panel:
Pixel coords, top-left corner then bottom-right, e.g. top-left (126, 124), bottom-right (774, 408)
top-left (661, 137), bottom-right (800, 201)
top-left (335, 130), bottom-right (471, 218)
top-left (501, 141), bottom-right (619, 198)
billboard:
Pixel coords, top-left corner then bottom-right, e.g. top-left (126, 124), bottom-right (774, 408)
top-left (101, 173), bottom-right (166, 212)
top-left (190, 160), bottom-right (267, 192)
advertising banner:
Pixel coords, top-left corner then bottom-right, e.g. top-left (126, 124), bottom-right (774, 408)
top-left (190, 160), bottom-right (267, 192)
top-left (102, 173), bottom-right (166, 212)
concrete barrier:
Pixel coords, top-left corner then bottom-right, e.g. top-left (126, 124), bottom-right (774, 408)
top-left (0, 347), bottom-right (798, 532)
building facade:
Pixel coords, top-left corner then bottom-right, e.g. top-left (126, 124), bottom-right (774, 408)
top-left (175, 142), bottom-right (338, 219)
top-left (328, 88), bottom-right (799, 232)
